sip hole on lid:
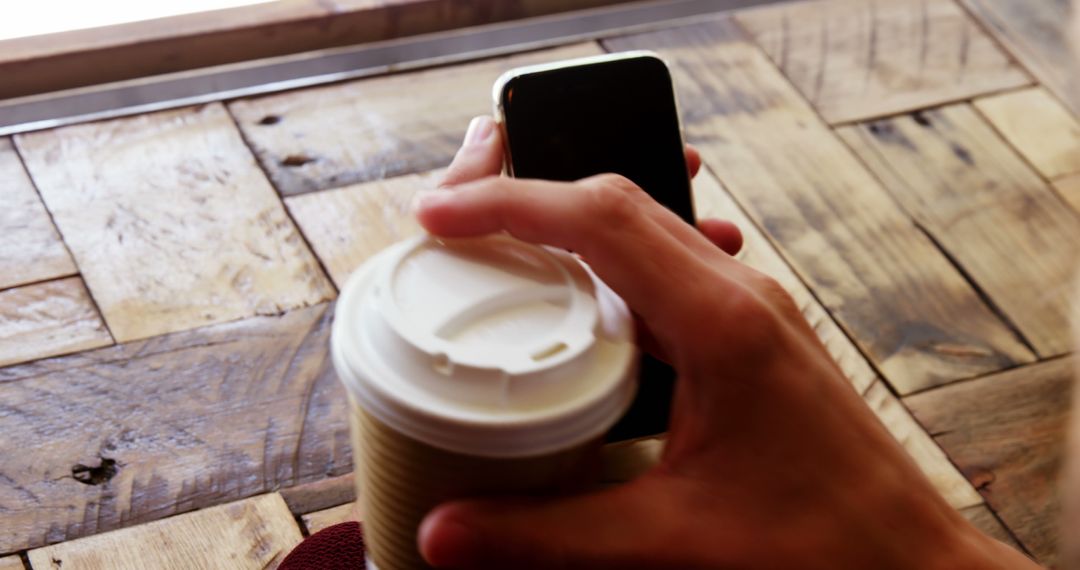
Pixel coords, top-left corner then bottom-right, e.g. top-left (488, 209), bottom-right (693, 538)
top-left (332, 234), bottom-right (639, 457)
top-left (431, 353), bottom-right (453, 375)
top-left (531, 342), bottom-right (569, 362)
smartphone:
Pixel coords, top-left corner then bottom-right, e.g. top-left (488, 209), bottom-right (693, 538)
top-left (493, 51), bottom-right (693, 441)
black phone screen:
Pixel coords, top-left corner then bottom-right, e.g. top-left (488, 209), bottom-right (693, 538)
top-left (500, 54), bottom-right (694, 223)
top-left (499, 53), bottom-right (691, 441)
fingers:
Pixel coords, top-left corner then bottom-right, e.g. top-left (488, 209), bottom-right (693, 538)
top-left (698, 219), bottom-right (744, 256)
top-left (439, 119), bottom-right (699, 188)
top-left (634, 317), bottom-right (669, 363)
top-left (576, 173), bottom-right (717, 258)
top-left (415, 175), bottom-right (722, 330)
top-left (437, 120), bottom-right (714, 257)
top-left (419, 480), bottom-right (689, 569)
top-left (685, 145), bottom-right (701, 179)
top-left (439, 116), bottom-right (503, 187)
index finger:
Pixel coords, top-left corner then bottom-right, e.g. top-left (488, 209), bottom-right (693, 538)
top-left (415, 174), bottom-right (728, 335)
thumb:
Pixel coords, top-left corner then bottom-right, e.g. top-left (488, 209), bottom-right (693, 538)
top-left (418, 479), bottom-right (685, 569)
top-left (439, 116), bottom-right (504, 187)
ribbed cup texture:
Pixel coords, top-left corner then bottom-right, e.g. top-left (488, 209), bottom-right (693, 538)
top-left (350, 398), bottom-right (599, 570)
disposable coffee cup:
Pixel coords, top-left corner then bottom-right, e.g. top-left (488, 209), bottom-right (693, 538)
top-left (332, 234), bottom-right (639, 570)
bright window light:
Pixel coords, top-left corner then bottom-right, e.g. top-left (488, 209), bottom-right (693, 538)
top-left (0, 0), bottom-right (276, 41)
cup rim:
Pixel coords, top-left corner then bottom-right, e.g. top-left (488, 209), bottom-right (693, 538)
top-left (331, 235), bottom-right (639, 458)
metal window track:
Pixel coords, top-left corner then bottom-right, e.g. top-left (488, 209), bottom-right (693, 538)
top-left (0, 0), bottom-right (784, 137)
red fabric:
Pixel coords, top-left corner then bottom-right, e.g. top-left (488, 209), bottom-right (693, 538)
top-left (280, 521), bottom-right (366, 570)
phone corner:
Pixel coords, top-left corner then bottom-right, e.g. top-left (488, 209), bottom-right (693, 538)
top-left (491, 70), bottom-right (517, 108)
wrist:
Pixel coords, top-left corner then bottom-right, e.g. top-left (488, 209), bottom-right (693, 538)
top-left (818, 456), bottom-right (1022, 570)
top-left (847, 495), bottom-right (1037, 570)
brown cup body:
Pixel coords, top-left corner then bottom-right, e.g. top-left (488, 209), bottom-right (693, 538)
top-left (349, 395), bottom-right (599, 570)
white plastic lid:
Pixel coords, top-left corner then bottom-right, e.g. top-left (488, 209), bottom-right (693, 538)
top-left (332, 234), bottom-right (638, 458)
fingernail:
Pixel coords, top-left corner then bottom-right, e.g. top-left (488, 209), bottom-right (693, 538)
top-left (411, 189), bottom-right (451, 213)
top-left (419, 515), bottom-right (481, 567)
top-left (463, 116), bottom-right (495, 146)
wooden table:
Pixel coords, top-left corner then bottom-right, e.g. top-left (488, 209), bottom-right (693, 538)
top-left (2, 0), bottom-right (1077, 567)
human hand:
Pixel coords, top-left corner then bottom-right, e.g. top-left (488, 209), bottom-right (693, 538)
top-left (412, 116), bottom-right (1036, 570)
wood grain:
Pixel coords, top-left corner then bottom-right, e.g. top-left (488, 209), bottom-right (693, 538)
top-left (0, 138), bottom-right (76, 291)
top-left (737, 0), bottom-right (1030, 124)
top-left (906, 357), bottom-right (1074, 564)
top-left (27, 493), bottom-right (302, 570)
top-left (863, 382), bottom-right (981, 509)
top-left (974, 87), bottom-right (1080, 181)
top-left (0, 277), bottom-right (111, 368)
top-left (838, 105), bottom-right (1080, 357)
top-left (280, 473), bottom-right (356, 517)
top-left (229, 43), bottom-right (602, 196)
top-left (960, 0), bottom-right (1077, 115)
top-left (693, 169), bottom-right (876, 394)
top-left (16, 103), bottom-right (334, 342)
top-left (0, 557), bottom-right (24, 570)
top-left (960, 504), bottom-right (1023, 552)
top-left (605, 20), bottom-right (1034, 395)
top-left (285, 171), bottom-right (440, 287)
top-left (1055, 173), bottom-right (1080, 215)
top-left (0, 303), bottom-right (351, 554)
top-left (698, 170), bottom-right (980, 508)
top-left (302, 503), bottom-right (359, 536)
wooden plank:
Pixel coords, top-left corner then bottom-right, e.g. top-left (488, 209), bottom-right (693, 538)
top-left (0, 138), bottom-right (76, 290)
top-left (605, 20), bottom-right (1034, 395)
top-left (285, 171), bottom-right (439, 287)
top-left (862, 382), bottom-right (981, 509)
top-left (1055, 173), bottom-right (1080, 215)
top-left (16, 103), bottom-right (335, 343)
top-left (960, 0), bottom-right (1077, 115)
top-left (736, 0), bottom-right (1030, 124)
top-left (837, 105), bottom-right (1080, 357)
top-left (0, 557), bottom-right (25, 570)
top-left (974, 87), bottom-right (1080, 181)
top-left (302, 503), bottom-right (359, 536)
top-left (229, 43), bottom-right (602, 196)
top-left (0, 1), bottom-right (634, 100)
top-left (0, 303), bottom-right (351, 554)
top-left (693, 169), bottom-right (877, 394)
top-left (280, 473), bottom-right (356, 517)
top-left (960, 504), bottom-right (1023, 552)
top-left (0, 277), bottom-right (111, 368)
top-left (906, 357), bottom-right (1073, 565)
top-left (27, 493), bottom-right (302, 570)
